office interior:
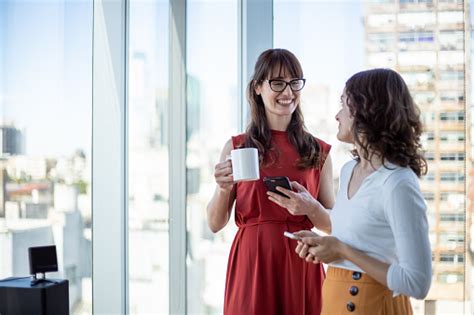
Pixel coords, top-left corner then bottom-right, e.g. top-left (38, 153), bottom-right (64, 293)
top-left (0, 0), bottom-right (471, 314)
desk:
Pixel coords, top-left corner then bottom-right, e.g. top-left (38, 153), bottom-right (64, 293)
top-left (0, 277), bottom-right (69, 315)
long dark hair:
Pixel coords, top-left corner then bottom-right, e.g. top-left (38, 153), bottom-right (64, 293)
top-left (345, 68), bottom-right (427, 177)
top-left (241, 48), bottom-right (323, 169)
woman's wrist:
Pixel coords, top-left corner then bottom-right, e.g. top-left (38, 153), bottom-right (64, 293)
top-left (337, 239), bottom-right (350, 260)
top-left (217, 185), bottom-right (233, 195)
top-left (308, 199), bottom-right (323, 217)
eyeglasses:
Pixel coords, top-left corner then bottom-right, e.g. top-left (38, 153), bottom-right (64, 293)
top-left (264, 78), bottom-right (306, 92)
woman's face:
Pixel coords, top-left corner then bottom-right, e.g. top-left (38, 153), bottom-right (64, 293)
top-left (254, 68), bottom-right (301, 119)
top-left (335, 89), bottom-right (355, 143)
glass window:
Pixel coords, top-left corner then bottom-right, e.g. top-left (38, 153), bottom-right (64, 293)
top-left (274, 4), bottom-right (470, 314)
top-left (440, 112), bottom-right (465, 122)
top-left (439, 51), bottom-right (464, 65)
top-left (399, 31), bottom-right (434, 43)
top-left (438, 0), bottom-right (463, 3)
top-left (440, 71), bottom-right (465, 81)
top-left (440, 152), bottom-right (465, 161)
top-left (423, 191), bottom-right (435, 200)
top-left (439, 213), bottom-right (465, 223)
top-left (440, 91), bottom-right (464, 103)
top-left (413, 91), bottom-right (436, 104)
top-left (367, 14), bottom-right (396, 28)
top-left (440, 131), bottom-right (465, 142)
top-left (402, 71), bottom-right (434, 87)
top-left (400, 0), bottom-right (433, 3)
top-left (439, 31), bottom-right (464, 50)
top-left (440, 172), bottom-right (464, 182)
top-left (367, 33), bottom-right (395, 52)
top-left (186, 1), bottom-right (239, 313)
top-left (438, 11), bottom-right (464, 24)
top-left (399, 51), bottom-right (437, 67)
top-left (424, 152), bottom-right (435, 161)
top-left (438, 272), bottom-right (464, 284)
top-left (0, 1), bottom-right (92, 314)
top-left (397, 12), bottom-right (435, 28)
top-left (273, 1), bottom-right (470, 314)
top-left (439, 253), bottom-right (464, 264)
top-left (128, 1), bottom-right (170, 313)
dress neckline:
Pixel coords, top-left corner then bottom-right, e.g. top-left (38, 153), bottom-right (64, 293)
top-left (271, 129), bottom-right (287, 136)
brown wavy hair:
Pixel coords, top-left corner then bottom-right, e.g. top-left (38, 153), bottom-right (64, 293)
top-left (345, 68), bottom-right (427, 177)
top-left (241, 48), bottom-right (323, 169)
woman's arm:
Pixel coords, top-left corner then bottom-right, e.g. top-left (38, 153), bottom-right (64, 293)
top-left (382, 175), bottom-right (432, 299)
top-left (308, 153), bottom-right (334, 232)
top-left (298, 173), bottom-right (432, 299)
top-left (206, 139), bottom-right (236, 233)
top-left (317, 153), bottom-right (335, 208)
top-left (303, 236), bottom-right (390, 287)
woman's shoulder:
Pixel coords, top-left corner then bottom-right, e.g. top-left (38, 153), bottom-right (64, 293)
top-left (311, 135), bottom-right (331, 153)
top-left (382, 163), bottom-right (420, 189)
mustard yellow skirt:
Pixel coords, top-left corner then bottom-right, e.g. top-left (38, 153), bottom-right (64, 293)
top-left (322, 267), bottom-right (413, 315)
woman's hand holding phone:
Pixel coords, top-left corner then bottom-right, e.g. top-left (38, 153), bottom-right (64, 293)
top-left (283, 231), bottom-right (302, 241)
top-left (266, 180), bottom-right (322, 217)
top-left (292, 230), bottom-right (322, 264)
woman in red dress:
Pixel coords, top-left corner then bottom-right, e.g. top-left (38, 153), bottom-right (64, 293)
top-left (207, 48), bottom-right (334, 315)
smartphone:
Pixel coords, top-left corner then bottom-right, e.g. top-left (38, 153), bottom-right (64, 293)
top-left (263, 176), bottom-right (292, 198)
top-left (283, 231), bottom-right (302, 241)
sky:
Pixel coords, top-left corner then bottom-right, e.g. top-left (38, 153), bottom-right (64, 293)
top-left (0, 1), bottom-right (92, 157)
top-left (0, 0), bottom-right (469, 157)
top-left (0, 0), bottom-right (373, 158)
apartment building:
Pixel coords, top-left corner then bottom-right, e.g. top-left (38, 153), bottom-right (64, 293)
top-left (365, 0), bottom-right (471, 307)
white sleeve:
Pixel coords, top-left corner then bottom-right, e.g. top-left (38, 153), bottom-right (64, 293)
top-left (384, 174), bottom-right (432, 299)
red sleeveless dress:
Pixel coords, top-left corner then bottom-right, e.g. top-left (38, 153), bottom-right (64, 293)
top-left (224, 130), bottom-right (331, 315)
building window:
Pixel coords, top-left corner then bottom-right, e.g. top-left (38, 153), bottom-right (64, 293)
top-left (438, 272), bottom-right (464, 284)
top-left (440, 172), bottom-right (464, 182)
top-left (440, 213), bottom-right (465, 222)
top-left (440, 91), bottom-right (464, 103)
top-left (397, 12), bottom-right (435, 28)
top-left (399, 31), bottom-right (434, 43)
top-left (440, 71), bottom-right (465, 81)
top-left (440, 111), bottom-right (465, 122)
top-left (367, 33), bottom-right (395, 52)
top-left (439, 253), bottom-right (464, 264)
top-left (440, 152), bottom-right (465, 161)
top-left (367, 14), bottom-right (396, 28)
top-left (439, 131), bottom-right (465, 142)
top-left (423, 191), bottom-right (435, 200)
top-left (400, 0), bottom-right (433, 3)
top-left (402, 71), bottom-right (434, 87)
top-left (425, 151), bottom-right (435, 161)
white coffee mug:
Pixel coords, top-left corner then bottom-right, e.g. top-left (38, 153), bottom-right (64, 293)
top-left (230, 148), bottom-right (260, 182)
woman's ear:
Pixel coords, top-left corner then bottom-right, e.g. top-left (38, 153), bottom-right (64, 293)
top-left (254, 81), bottom-right (262, 95)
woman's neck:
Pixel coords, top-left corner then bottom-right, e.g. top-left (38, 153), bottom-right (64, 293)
top-left (355, 146), bottom-right (383, 171)
top-left (267, 115), bottom-right (291, 131)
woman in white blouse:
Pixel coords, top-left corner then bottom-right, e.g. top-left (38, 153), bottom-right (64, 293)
top-left (267, 68), bottom-right (431, 314)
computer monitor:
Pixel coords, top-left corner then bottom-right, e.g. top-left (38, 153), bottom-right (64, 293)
top-left (28, 245), bottom-right (58, 276)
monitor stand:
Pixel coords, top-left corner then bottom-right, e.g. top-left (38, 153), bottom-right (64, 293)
top-left (30, 273), bottom-right (57, 286)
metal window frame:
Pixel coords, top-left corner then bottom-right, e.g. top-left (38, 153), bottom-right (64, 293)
top-left (169, 0), bottom-right (187, 314)
top-left (91, 0), bottom-right (274, 312)
top-left (92, 0), bottom-right (129, 313)
top-left (239, 0), bottom-right (273, 130)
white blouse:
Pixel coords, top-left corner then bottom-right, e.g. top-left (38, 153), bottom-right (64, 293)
top-left (330, 159), bottom-right (432, 299)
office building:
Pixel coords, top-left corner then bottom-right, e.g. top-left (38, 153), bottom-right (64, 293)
top-left (0, 125), bottom-right (23, 156)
